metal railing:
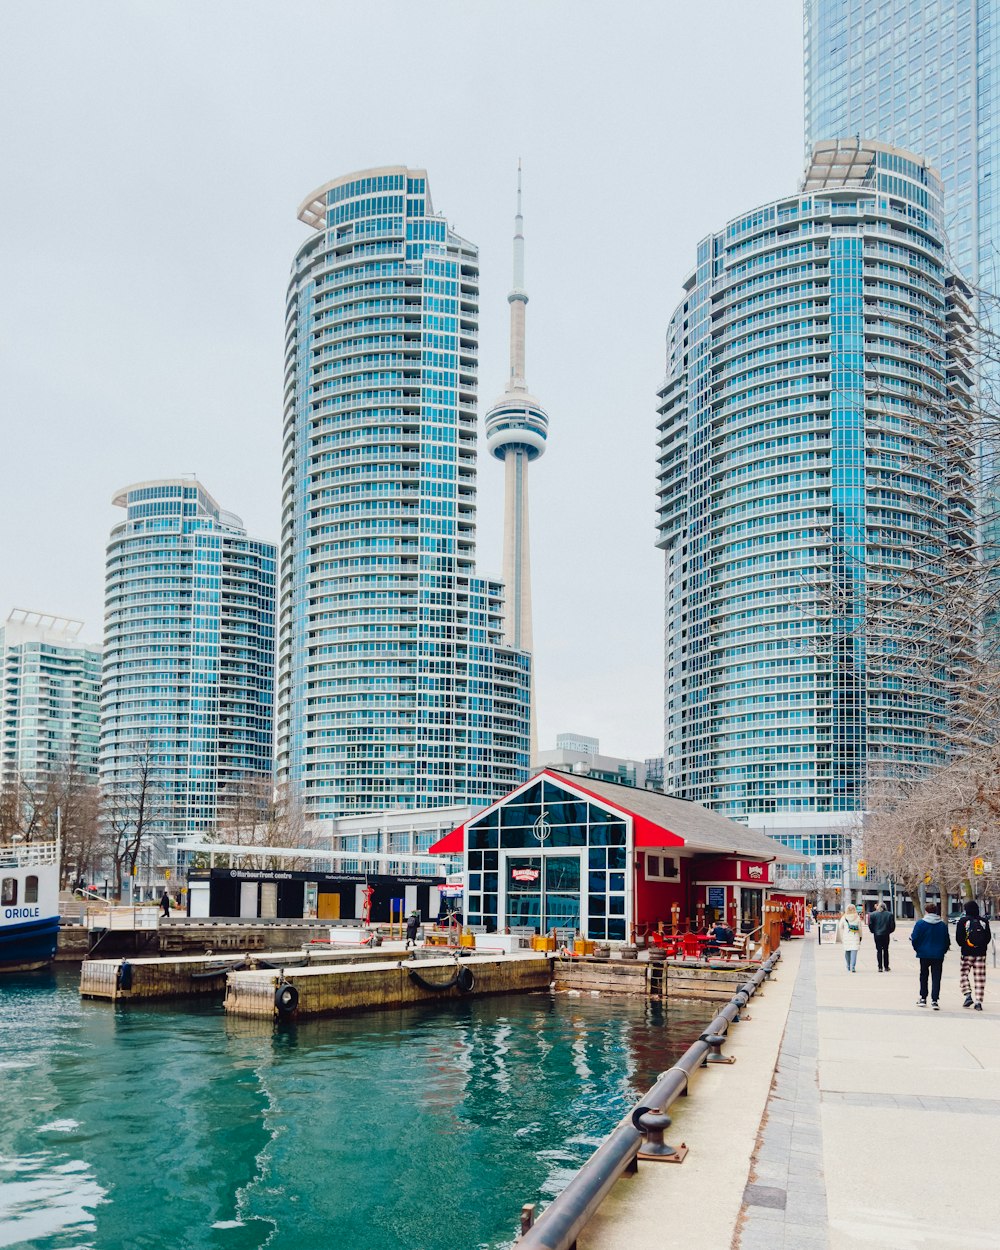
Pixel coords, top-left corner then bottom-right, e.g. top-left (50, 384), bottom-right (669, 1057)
top-left (515, 950), bottom-right (781, 1250)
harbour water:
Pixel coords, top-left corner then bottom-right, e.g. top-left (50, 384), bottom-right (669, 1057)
top-left (1, 969), bottom-right (708, 1250)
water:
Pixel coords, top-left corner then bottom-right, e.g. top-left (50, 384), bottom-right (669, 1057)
top-left (1, 969), bottom-right (709, 1250)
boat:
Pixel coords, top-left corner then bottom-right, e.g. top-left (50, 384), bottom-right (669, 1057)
top-left (0, 839), bottom-right (61, 972)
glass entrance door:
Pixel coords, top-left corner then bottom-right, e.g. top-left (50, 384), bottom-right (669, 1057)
top-left (504, 854), bottom-right (581, 934)
top-left (506, 856), bottom-right (542, 930)
top-left (543, 856), bottom-right (580, 933)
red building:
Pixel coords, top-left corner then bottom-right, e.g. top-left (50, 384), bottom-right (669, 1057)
top-left (429, 769), bottom-right (798, 941)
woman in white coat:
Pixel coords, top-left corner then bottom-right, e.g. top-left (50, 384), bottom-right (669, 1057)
top-left (837, 903), bottom-right (864, 972)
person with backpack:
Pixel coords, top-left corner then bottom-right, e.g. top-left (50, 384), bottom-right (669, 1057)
top-left (956, 899), bottom-right (991, 1011)
top-left (868, 900), bottom-right (896, 972)
top-left (911, 902), bottom-right (951, 1009)
top-left (837, 903), bottom-right (864, 972)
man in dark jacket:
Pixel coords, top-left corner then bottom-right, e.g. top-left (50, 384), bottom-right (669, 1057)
top-left (868, 901), bottom-right (896, 971)
top-left (405, 910), bottom-right (421, 950)
top-left (955, 899), bottom-right (991, 1011)
top-left (911, 903), bottom-right (951, 1009)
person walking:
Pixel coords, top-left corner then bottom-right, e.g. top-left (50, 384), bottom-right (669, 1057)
top-left (956, 899), bottom-right (991, 1011)
top-left (159, 889), bottom-right (171, 919)
top-left (405, 909), bottom-right (421, 950)
top-left (911, 902), bottom-right (951, 1009)
top-left (837, 903), bottom-right (864, 972)
top-left (868, 901), bottom-right (896, 972)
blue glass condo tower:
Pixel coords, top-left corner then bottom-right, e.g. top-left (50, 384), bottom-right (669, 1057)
top-left (805, 0), bottom-right (999, 288)
top-left (100, 480), bottom-right (276, 860)
top-left (278, 167), bottom-right (531, 820)
top-left (657, 140), bottom-right (975, 878)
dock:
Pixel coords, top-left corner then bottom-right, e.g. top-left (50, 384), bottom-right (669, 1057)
top-left (79, 945), bottom-right (404, 1002)
top-left (224, 951), bottom-right (552, 1018)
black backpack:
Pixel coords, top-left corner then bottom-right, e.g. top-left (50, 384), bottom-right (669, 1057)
top-left (964, 917), bottom-right (988, 950)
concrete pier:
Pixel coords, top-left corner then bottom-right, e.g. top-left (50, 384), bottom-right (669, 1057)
top-left (224, 951), bottom-right (552, 1019)
top-left (79, 946), bottom-right (400, 1002)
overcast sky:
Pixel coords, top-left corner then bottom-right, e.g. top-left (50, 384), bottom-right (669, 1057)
top-left (0, 0), bottom-right (804, 761)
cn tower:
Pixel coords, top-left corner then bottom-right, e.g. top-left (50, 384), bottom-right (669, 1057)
top-left (484, 164), bottom-right (549, 762)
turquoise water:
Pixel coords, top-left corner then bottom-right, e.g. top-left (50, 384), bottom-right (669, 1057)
top-left (0, 969), bottom-right (708, 1250)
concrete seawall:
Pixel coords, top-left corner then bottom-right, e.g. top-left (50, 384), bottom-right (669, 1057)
top-left (224, 952), bottom-right (553, 1019)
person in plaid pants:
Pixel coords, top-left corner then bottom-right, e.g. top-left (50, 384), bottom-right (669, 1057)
top-left (956, 900), bottom-right (991, 1011)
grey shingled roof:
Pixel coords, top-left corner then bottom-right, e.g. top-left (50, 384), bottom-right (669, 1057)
top-left (541, 770), bottom-right (809, 862)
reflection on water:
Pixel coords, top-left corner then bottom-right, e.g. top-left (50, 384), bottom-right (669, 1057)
top-left (0, 970), bottom-right (707, 1250)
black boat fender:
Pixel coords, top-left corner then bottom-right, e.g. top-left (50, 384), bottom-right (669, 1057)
top-left (274, 981), bottom-right (299, 1015)
top-left (407, 964), bottom-right (476, 994)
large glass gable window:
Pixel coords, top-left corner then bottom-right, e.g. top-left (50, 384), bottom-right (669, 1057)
top-left (465, 780), bottom-right (628, 941)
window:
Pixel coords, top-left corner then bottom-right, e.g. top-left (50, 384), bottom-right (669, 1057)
top-left (25, 876), bottom-right (38, 904)
top-left (1, 878), bottom-right (16, 905)
top-left (645, 854), bottom-right (680, 882)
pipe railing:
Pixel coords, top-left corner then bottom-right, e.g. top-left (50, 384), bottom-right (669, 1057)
top-left (515, 949), bottom-right (781, 1250)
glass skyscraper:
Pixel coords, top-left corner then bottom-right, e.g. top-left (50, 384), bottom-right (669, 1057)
top-left (1, 609), bottom-right (101, 791)
top-left (804, 0), bottom-right (998, 289)
top-left (277, 167), bottom-right (531, 822)
top-left (100, 480), bottom-right (276, 860)
top-left (656, 140), bottom-right (974, 878)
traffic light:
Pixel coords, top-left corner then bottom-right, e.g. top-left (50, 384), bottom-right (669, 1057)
top-left (857, 860), bottom-right (867, 878)
top-left (974, 858), bottom-right (984, 876)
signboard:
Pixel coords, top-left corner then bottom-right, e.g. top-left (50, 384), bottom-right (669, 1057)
top-left (511, 868), bottom-right (540, 884)
top-left (818, 919), bottom-right (839, 944)
top-left (707, 886), bottom-right (726, 913)
top-left (746, 864), bottom-right (764, 881)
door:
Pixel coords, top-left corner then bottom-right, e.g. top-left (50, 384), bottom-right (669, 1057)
top-left (318, 892), bottom-right (341, 921)
top-left (303, 882), bottom-right (318, 919)
top-left (544, 856), bottom-right (581, 934)
top-left (404, 884), bottom-right (419, 916)
top-left (260, 882), bottom-right (278, 920)
top-left (189, 882), bottom-right (211, 918)
top-left (504, 854), bottom-right (582, 934)
top-left (740, 888), bottom-right (763, 934)
top-left (506, 856), bottom-right (542, 931)
top-left (239, 882), bottom-right (258, 918)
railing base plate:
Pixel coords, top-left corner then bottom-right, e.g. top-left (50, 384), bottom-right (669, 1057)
top-left (637, 1142), bottom-right (688, 1164)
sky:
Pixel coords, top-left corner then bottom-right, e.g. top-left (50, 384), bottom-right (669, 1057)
top-left (0, 0), bottom-right (804, 761)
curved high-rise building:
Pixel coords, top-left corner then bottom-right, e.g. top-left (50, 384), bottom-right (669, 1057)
top-left (484, 166), bottom-right (549, 762)
top-left (100, 480), bottom-right (276, 859)
top-left (656, 140), bottom-right (974, 870)
top-left (278, 167), bottom-right (530, 820)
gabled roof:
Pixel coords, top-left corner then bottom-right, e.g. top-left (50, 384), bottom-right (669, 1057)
top-left (429, 769), bottom-right (805, 861)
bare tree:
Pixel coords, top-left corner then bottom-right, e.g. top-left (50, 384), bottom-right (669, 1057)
top-left (0, 770), bottom-right (60, 843)
top-left (55, 764), bottom-right (102, 889)
top-left (102, 741), bottom-right (163, 899)
top-left (203, 776), bottom-right (311, 870)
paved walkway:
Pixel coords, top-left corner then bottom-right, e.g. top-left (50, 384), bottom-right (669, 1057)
top-left (577, 928), bottom-right (1000, 1250)
top-left (738, 924), bottom-right (1000, 1250)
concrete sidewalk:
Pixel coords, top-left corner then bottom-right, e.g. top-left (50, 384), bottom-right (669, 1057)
top-left (739, 923), bottom-right (1000, 1250)
top-left (576, 927), bottom-right (999, 1250)
top-left (578, 942), bottom-right (803, 1250)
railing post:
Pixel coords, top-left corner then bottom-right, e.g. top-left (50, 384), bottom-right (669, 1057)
top-left (520, 1203), bottom-right (536, 1236)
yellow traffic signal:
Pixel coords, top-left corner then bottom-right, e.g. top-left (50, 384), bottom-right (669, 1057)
top-left (857, 859), bottom-right (868, 878)
top-left (974, 858), bottom-right (984, 876)
top-left (924, 872), bottom-right (933, 885)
